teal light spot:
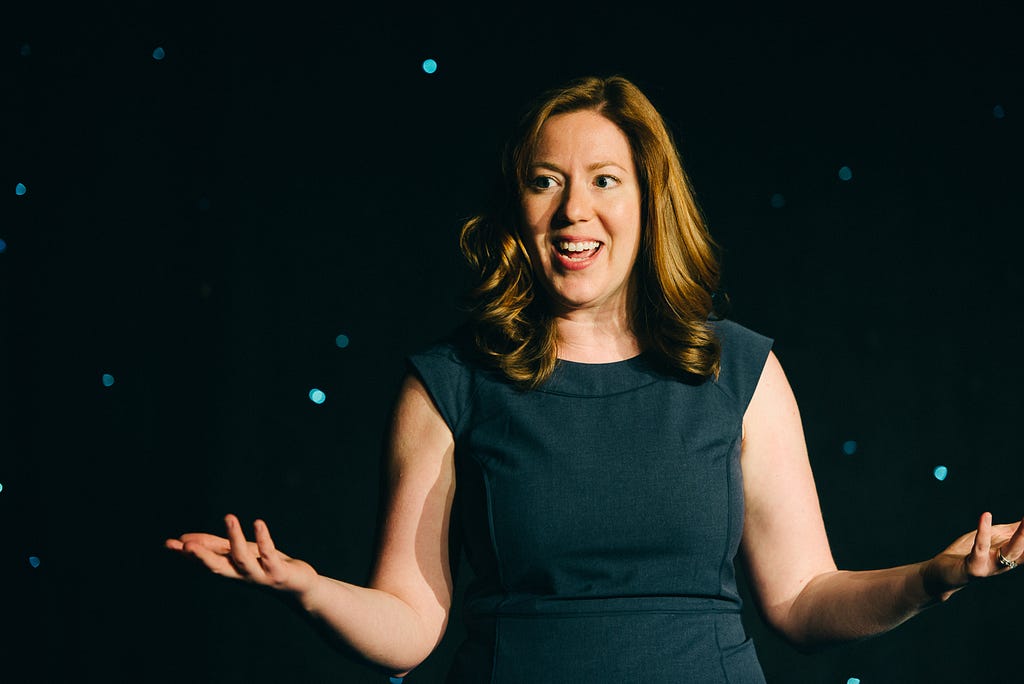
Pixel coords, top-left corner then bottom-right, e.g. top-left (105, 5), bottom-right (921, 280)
top-left (770, 193), bottom-right (785, 209)
top-left (847, 678), bottom-right (861, 684)
top-left (29, 556), bottom-right (41, 568)
top-left (152, 46), bottom-right (166, 60)
top-left (994, 104), bottom-right (1006, 119)
top-left (102, 373), bottom-right (115, 387)
top-left (422, 58), bottom-right (438, 74)
top-left (838, 166), bottom-right (853, 181)
top-left (309, 388), bottom-right (326, 404)
top-left (0, 482), bottom-right (4, 493)
top-left (335, 334), bottom-right (350, 349)
top-left (0, 238), bottom-right (7, 254)
top-left (933, 465), bottom-right (948, 481)
top-left (16, 182), bottom-right (27, 196)
top-left (842, 440), bottom-right (858, 455)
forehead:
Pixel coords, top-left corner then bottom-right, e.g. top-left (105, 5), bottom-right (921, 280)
top-left (533, 110), bottom-right (633, 165)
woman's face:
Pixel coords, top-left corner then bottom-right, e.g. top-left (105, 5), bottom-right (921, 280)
top-left (520, 110), bottom-right (642, 318)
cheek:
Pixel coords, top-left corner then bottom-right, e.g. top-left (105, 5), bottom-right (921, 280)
top-left (520, 235), bottom-right (545, 266)
top-left (516, 217), bottom-right (547, 265)
top-left (612, 199), bottom-right (642, 247)
top-left (521, 196), bottom-right (557, 233)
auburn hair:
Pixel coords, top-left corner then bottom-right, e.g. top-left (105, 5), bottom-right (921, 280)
top-left (459, 75), bottom-right (722, 388)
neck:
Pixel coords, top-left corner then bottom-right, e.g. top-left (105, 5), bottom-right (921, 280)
top-left (553, 308), bottom-right (641, 363)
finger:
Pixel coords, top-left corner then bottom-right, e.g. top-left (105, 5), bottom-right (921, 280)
top-left (176, 533), bottom-right (231, 555)
top-left (253, 519), bottom-right (278, 558)
top-left (224, 514), bottom-right (263, 578)
top-left (1008, 516), bottom-right (1024, 541)
top-left (974, 511), bottom-right (992, 556)
top-left (966, 512), bottom-right (993, 576)
top-left (253, 519), bottom-right (282, 576)
top-left (166, 538), bottom-right (184, 551)
top-left (1001, 515), bottom-right (1024, 562)
top-left (182, 539), bottom-right (244, 579)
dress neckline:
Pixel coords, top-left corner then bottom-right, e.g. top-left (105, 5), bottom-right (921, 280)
top-left (539, 353), bottom-right (663, 397)
top-left (554, 353), bottom-right (645, 366)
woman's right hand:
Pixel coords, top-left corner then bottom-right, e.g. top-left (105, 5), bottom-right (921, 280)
top-left (163, 375), bottom-right (455, 674)
top-left (165, 513), bottom-right (318, 597)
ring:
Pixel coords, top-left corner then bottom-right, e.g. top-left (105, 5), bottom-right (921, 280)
top-left (998, 550), bottom-right (1018, 570)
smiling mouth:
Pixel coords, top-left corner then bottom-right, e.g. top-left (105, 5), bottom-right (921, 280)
top-left (555, 240), bottom-right (601, 261)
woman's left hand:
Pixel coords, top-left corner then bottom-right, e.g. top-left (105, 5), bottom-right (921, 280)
top-left (925, 512), bottom-right (1024, 599)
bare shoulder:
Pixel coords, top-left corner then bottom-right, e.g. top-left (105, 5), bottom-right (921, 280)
top-left (742, 350), bottom-right (813, 501)
top-left (388, 373), bottom-right (454, 467)
top-left (749, 351), bottom-right (795, 411)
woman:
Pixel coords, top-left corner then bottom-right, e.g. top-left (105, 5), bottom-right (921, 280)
top-left (166, 75), bottom-right (1023, 682)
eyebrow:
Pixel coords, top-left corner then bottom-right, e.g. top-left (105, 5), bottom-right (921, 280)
top-left (530, 161), bottom-right (628, 174)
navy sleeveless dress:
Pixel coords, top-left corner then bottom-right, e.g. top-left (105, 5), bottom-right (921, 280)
top-left (407, 319), bottom-right (773, 683)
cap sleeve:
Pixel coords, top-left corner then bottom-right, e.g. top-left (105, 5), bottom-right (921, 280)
top-left (406, 342), bottom-right (475, 437)
top-left (710, 319), bottom-right (774, 413)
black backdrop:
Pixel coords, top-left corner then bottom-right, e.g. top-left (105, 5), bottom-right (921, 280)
top-left (4, 5), bottom-right (1023, 683)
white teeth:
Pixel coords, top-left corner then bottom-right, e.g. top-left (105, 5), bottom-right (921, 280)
top-left (558, 240), bottom-right (600, 252)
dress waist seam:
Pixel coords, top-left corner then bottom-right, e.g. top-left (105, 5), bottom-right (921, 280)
top-left (478, 606), bottom-right (743, 619)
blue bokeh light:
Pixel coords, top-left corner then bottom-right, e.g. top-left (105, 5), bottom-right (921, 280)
top-left (994, 104), bottom-right (1006, 119)
top-left (422, 58), bottom-right (438, 74)
top-left (847, 678), bottom-right (861, 684)
top-left (838, 166), bottom-right (853, 181)
top-left (842, 440), bottom-right (858, 455)
top-left (29, 556), bottom-right (41, 568)
top-left (390, 678), bottom-right (404, 684)
top-left (153, 46), bottom-right (166, 60)
top-left (21, 44), bottom-right (31, 57)
top-left (770, 193), bottom-right (785, 209)
top-left (16, 182), bottom-right (27, 196)
top-left (0, 238), bottom-right (7, 254)
top-left (102, 373), bottom-right (115, 387)
top-left (335, 334), bottom-right (350, 349)
top-left (309, 388), bottom-right (326, 404)
top-left (933, 465), bottom-right (949, 481)
top-left (0, 482), bottom-right (4, 493)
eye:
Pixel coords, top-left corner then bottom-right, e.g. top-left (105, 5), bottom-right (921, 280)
top-left (528, 175), bottom-right (559, 191)
top-left (594, 174), bottom-right (621, 188)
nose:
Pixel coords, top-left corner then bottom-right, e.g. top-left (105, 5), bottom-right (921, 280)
top-left (557, 180), bottom-right (593, 225)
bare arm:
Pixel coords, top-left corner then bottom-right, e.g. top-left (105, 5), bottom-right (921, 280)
top-left (739, 351), bottom-right (1024, 650)
top-left (166, 373), bottom-right (455, 674)
top-left (297, 372), bottom-right (456, 671)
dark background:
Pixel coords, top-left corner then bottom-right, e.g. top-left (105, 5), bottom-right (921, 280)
top-left (4, 4), bottom-right (1023, 682)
